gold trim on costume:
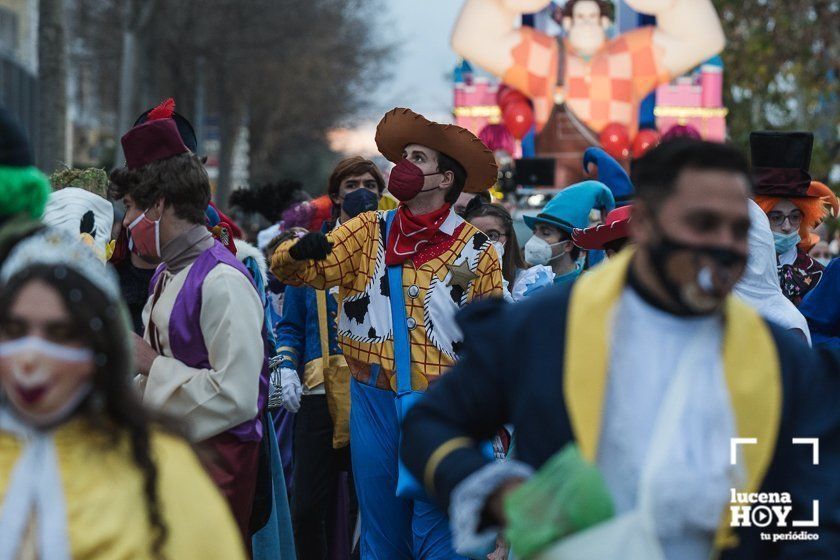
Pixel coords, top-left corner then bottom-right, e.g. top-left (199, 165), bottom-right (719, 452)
top-left (317, 290), bottom-right (331, 373)
top-left (424, 437), bottom-right (474, 495)
top-left (561, 248), bottom-right (782, 552)
top-left (276, 346), bottom-right (299, 357)
top-left (302, 354), bottom-right (348, 389)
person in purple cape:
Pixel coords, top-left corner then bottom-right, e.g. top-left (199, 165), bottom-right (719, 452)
top-left (109, 98), bottom-right (268, 548)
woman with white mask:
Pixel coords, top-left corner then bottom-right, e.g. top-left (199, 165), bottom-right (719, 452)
top-left (521, 181), bottom-right (614, 290)
top-left (0, 229), bottom-right (246, 559)
top-left (464, 197), bottom-right (528, 303)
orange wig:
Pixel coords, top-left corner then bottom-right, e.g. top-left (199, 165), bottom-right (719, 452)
top-left (754, 194), bottom-right (828, 250)
top-left (808, 181), bottom-right (840, 217)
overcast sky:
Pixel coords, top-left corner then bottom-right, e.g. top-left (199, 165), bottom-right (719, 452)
top-left (368, 0), bottom-right (464, 123)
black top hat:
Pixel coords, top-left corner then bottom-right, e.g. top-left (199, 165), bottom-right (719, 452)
top-left (0, 107), bottom-right (34, 167)
top-left (134, 98), bottom-right (198, 153)
top-left (749, 132), bottom-right (814, 197)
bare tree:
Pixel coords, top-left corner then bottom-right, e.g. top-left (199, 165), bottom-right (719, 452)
top-left (112, 0), bottom-right (157, 168)
top-left (68, 0), bottom-right (392, 206)
top-left (716, 0), bottom-right (839, 181)
top-left (37, 0), bottom-right (68, 172)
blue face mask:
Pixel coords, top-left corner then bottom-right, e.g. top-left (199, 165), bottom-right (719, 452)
top-left (773, 230), bottom-right (800, 255)
top-left (341, 189), bottom-right (379, 220)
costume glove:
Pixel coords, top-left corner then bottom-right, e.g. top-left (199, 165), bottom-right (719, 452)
top-left (279, 367), bottom-right (302, 413)
top-left (289, 232), bottom-right (333, 261)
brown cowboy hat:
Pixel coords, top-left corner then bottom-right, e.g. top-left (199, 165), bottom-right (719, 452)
top-left (375, 107), bottom-right (498, 193)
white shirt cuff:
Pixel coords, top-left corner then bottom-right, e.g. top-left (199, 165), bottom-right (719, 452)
top-left (449, 459), bottom-right (534, 557)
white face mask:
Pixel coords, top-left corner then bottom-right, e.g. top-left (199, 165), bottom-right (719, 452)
top-left (0, 337), bottom-right (94, 428)
top-left (524, 236), bottom-right (566, 266)
top-left (491, 241), bottom-right (505, 263)
top-left (0, 337), bottom-right (94, 363)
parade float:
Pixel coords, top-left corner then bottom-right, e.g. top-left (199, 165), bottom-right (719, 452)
top-left (451, 0), bottom-right (729, 189)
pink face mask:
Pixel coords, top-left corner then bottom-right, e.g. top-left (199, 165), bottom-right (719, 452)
top-left (127, 210), bottom-right (161, 258)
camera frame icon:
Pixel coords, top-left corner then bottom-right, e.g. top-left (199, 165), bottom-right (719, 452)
top-left (729, 437), bottom-right (819, 528)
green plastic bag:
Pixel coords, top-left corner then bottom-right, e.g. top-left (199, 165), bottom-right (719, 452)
top-left (503, 443), bottom-right (614, 559)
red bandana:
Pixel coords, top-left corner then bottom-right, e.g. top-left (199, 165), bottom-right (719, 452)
top-left (385, 204), bottom-right (452, 266)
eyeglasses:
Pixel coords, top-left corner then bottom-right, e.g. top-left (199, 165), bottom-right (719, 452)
top-left (767, 211), bottom-right (803, 228)
top-left (485, 230), bottom-right (507, 243)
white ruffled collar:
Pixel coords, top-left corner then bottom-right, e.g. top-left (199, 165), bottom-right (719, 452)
top-left (0, 408), bottom-right (71, 559)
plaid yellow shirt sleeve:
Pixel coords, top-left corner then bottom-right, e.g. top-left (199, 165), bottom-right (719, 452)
top-left (270, 212), bottom-right (375, 290)
top-left (472, 248), bottom-right (504, 300)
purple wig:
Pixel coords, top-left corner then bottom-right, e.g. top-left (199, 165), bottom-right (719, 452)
top-left (280, 201), bottom-right (314, 231)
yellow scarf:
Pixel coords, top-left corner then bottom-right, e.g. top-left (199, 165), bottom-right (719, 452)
top-left (563, 249), bottom-right (782, 550)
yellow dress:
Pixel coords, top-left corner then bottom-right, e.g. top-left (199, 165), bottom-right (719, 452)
top-left (0, 419), bottom-right (246, 559)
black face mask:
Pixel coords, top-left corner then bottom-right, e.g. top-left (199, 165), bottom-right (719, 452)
top-left (648, 221), bottom-right (746, 315)
top-left (341, 189), bottom-right (379, 220)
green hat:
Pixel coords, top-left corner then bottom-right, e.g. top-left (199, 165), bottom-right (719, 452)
top-left (0, 108), bottom-right (50, 219)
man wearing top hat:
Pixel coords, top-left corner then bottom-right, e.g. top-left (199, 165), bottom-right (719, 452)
top-left (110, 98), bottom-right (202, 334)
top-left (109, 101), bottom-right (269, 544)
top-left (271, 107), bottom-right (503, 559)
top-left (750, 131), bottom-right (839, 305)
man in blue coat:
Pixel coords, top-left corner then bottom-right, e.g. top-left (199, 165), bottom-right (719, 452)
top-left (800, 258), bottom-right (840, 349)
top-left (276, 156), bottom-right (385, 559)
top-left (402, 139), bottom-right (840, 559)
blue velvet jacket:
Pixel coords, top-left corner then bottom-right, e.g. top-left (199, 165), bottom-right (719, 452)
top-left (402, 252), bottom-right (840, 559)
top-left (800, 258), bottom-right (840, 349)
top-left (275, 284), bottom-right (343, 389)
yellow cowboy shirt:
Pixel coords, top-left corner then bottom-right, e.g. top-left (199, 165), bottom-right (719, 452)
top-left (271, 209), bottom-right (503, 391)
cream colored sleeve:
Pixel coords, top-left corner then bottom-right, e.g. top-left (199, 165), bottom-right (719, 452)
top-left (142, 265), bottom-right (263, 442)
top-left (134, 293), bottom-right (155, 393)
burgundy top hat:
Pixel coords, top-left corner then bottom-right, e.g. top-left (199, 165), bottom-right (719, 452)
top-left (749, 131), bottom-right (814, 198)
top-left (134, 98), bottom-right (198, 152)
top-left (121, 98), bottom-right (189, 170)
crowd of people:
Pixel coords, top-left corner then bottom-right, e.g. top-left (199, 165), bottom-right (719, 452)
top-left (0, 93), bottom-right (839, 560)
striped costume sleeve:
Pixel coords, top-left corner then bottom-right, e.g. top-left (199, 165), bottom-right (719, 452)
top-left (270, 212), bottom-right (376, 290)
top-left (471, 247), bottom-right (504, 300)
